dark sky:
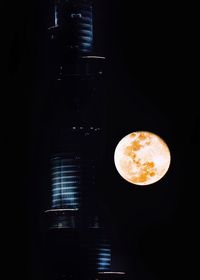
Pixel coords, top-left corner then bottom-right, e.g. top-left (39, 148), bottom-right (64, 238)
top-left (3, 1), bottom-right (199, 280)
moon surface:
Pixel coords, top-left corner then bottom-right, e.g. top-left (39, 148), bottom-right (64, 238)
top-left (114, 131), bottom-right (171, 185)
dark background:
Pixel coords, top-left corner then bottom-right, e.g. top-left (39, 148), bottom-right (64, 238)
top-left (3, 0), bottom-right (199, 279)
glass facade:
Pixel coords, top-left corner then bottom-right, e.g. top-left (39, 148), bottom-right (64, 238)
top-left (51, 155), bottom-right (81, 209)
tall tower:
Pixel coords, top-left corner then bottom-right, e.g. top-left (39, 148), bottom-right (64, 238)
top-left (42, 1), bottom-right (126, 279)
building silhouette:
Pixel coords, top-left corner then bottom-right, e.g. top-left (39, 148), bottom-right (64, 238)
top-left (42, 1), bottom-right (126, 279)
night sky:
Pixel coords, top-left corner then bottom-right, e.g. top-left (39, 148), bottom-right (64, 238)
top-left (4, 1), bottom-right (199, 280)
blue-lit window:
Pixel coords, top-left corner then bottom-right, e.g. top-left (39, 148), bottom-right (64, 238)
top-left (97, 246), bottom-right (111, 271)
top-left (51, 156), bottom-right (81, 209)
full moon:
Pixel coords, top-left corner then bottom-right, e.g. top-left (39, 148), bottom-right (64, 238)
top-left (114, 131), bottom-right (171, 185)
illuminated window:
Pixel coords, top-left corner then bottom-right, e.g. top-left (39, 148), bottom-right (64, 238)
top-left (97, 246), bottom-right (111, 271)
top-left (51, 155), bottom-right (81, 209)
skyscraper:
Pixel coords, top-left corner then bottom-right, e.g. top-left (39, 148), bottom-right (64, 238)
top-left (42, 1), bottom-right (126, 279)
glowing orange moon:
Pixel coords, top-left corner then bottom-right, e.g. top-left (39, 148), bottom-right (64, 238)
top-left (114, 131), bottom-right (171, 185)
